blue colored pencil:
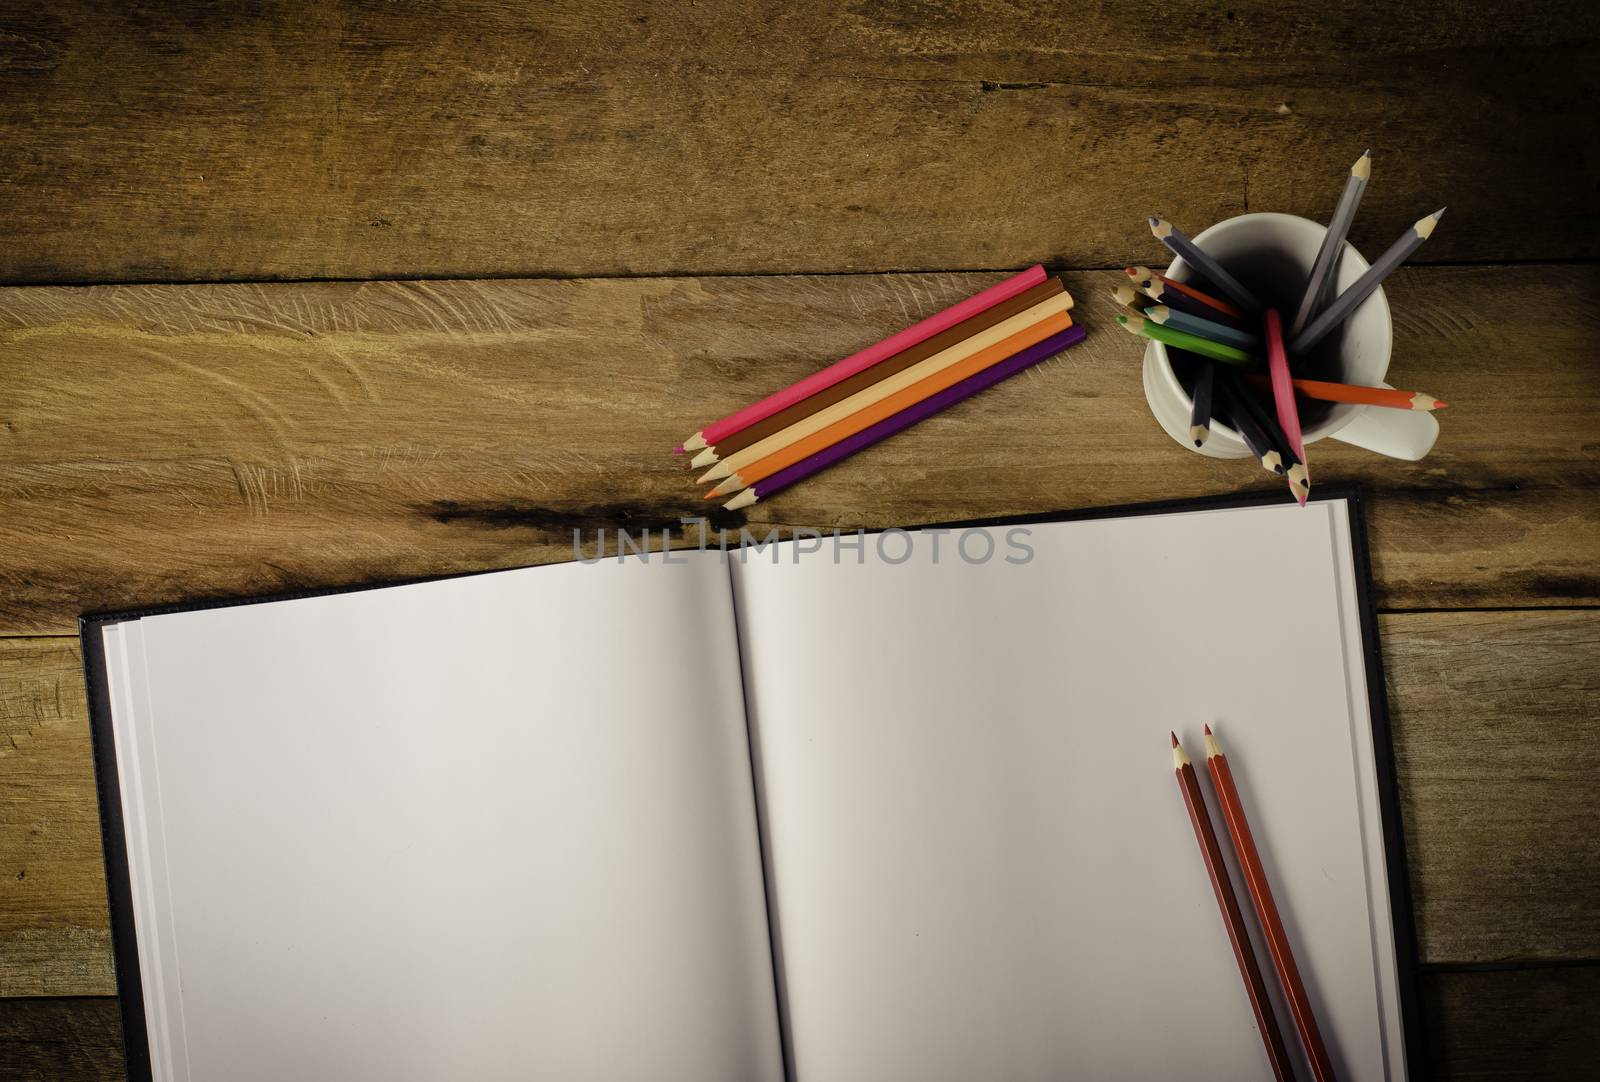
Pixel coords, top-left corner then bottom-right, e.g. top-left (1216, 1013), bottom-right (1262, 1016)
top-left (1146, 305), bottom-right (1262, 351)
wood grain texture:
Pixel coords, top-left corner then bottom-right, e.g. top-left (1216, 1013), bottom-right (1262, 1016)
top-left (4, 613), bottom-right (1595, 994)
top-left (1, 266), bottom-right (1596, 633)
top-left (0, 998), bottom-right (124, 1082)
top-left (1388, 612), bottom-right (1600, 964)
top-left (0, 639), bottom-right (113, 997)
top-left (1420, 966), bottom-right (1600, 1081)
top-left (1, 1), bottom-right (1597, 283)
top-left (7, 969), bottom-right (1600, 1080)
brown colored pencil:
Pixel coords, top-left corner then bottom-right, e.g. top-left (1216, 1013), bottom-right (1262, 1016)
top-left (698, 277), bottom-right (1066, 463)
top-left (1205, 726), bottom-right (1337, 1082)
top-left (1172, 733), bottom-right (1294, 1081)
top-left (1244, 373), bottom-right (1446, 411)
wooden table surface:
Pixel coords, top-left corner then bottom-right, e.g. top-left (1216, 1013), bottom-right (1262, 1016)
top-left (2, 3), bottom-right (1597, 1078)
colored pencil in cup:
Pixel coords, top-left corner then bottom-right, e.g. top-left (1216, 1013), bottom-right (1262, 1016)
top-left (1290, 209), bottom-right (1445, 355)
top-left (700, 278), bottom-right (1068, 465)
top-left (1263, 310), bottom-right (1307, 506)
top-left (1205, 726), bottom-right (1338, 1081)
top-left (1243, 373), bottom-right (1446, 411)
top-left (1148, 218), bottom-right (1265, 314)
top-left (1289, 150), bottom-right (1372, 339)
top-left (707, 304), bottom-right (1078, 495)
top-left (1172, 733), bottom-right (1294, 1082)
top-left (1146, 305), bottom-right (1262, 351)
top-left (678, 264), bottom-right (1047, 452)
top-left (702, 295), bottom-right (1074, 482)
top-left (1109, 284), bottom-right (1152, 311)
top-left (1126, 266), bottom-right (1248, 328)
top-left (1189, 357), bottom-right (1216, 448)
top-left (721, 325), bottom-right (1087, 509)
top-left (1216, 379), bottom-right (1284, 475)
top-left (1116, 314), bottom-right (1257, 367)
top-left (1223, 370), bottom-right (1309, 500)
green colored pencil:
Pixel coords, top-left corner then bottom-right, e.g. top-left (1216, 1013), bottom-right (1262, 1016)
top-left (1116, 314), bottom-right (1258, 367)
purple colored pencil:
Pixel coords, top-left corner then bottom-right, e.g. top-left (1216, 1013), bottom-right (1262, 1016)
top-left (722, 324), bottom-right (1088, 509)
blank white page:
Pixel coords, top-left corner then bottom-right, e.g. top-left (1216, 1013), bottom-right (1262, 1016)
top-left (102, 551), bottom-right (783, 1082)
top-left (731, 500), bottom-right (1404, 1081)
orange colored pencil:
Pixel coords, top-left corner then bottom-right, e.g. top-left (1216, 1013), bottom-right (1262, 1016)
top-left (1205, 726), bottom-right (1337, 1082)
top-left (1172, 733), bottom-right (1294, 1082)
top-left (1126, 265), bottom-right (1245, 320)
top-left (703, 309), bottom-right (1074, 497)
top-left (1245, 373), bottom-right (1446, 411)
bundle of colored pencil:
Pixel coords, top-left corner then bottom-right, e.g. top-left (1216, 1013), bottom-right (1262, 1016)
top-left (674, 266), bottom-right (1086, 508)
top-left (1171, 728), bottom-right (1337, 1080)
top-left (1117, 151), bottom-right (1447, 506)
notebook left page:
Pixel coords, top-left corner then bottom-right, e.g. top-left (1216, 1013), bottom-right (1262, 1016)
top-left (98, 551), bottom-right (782, 1082)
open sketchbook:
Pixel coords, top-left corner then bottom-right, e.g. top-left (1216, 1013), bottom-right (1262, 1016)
top-left (85, 490), bottom-right (1420, 1081)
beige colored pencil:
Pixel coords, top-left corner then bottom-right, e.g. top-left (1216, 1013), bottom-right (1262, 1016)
top-left (695, 292), bottom-right (1075, 482)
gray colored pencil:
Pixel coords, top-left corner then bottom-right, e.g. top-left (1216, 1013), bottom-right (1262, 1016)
top-left (1148, 216), bottom-right (1264, 314)
top-left (1291, 209), bottom-right (1445, 354)
top-left (1289, 150), bottom-right (1372, 339)
top-left (1189, 356), bottom-right (1215, 447)
top-left (1216, 379), bottom-right (1283, 474)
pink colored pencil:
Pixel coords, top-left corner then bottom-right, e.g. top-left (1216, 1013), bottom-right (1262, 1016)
top-left (678, 265), bottom-right (1047, 451)
top-left (1264, 309), bottom-right (1308, 506)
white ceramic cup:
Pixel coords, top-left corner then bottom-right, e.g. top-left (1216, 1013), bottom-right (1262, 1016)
top-left (1141, 212), bottom-right (1438, 461)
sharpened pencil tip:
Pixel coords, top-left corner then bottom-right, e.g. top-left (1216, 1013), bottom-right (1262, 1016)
top-left (673, 444), bottom-right (684, 454)
top-left (723, 488), bottom-right (757, 511)
top-left (1171, 731), bottom-right (1179, 748)
top-left (1204, 723), bottom-right (1212, 735)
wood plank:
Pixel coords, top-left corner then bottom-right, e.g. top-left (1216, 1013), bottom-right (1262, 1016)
top-left (0, 1), bottom-right (1596, 283)
top-left (4, 612), bottom-right (1596, 993)
top-left (1387, 612), bottom-right (1600, 964)
top-left (1, 266), bottom-right (1595, 633)
top-left (0, 998), bottom-right (123, 1082)
top-left (1420, 966), bottom-right (1600, 1081)
top-left (0, 640), bottom-right (113, 997)
top-left (7, 967), bottom-right (1600, 1079)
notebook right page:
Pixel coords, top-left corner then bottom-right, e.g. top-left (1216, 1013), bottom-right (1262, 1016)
top-left (731, 499), bottom-right (1403, 1081)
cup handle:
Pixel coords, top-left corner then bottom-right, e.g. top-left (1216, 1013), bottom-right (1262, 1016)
top-left (1326, 384), bottom-right (1439, 461)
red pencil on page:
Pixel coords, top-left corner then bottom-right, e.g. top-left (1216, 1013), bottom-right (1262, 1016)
top-left (1206, 726), bottom-right (1339, 1081)
top-left (1172, 733), bottom-right (1294, 1081)
top-left (1264, 309), bottom-right (1308, 505)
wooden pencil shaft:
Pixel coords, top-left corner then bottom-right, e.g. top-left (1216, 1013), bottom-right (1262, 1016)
top-left (1160, 274), bottom-right (1246, 321)
top-left (1109, 285), bottom-right (1151, 310)
top-left (1148, 305), bottom-right (1261, 350)
top-left (1242, 373), bottom-right (1443, 410)
top-left (1207, 739), bottom-right (1338, 1081)
top-left (1174, 745), bottom-right (1294, 1081)
top-left (731, 309), bottom-right (1073, 487)
top-left (1289, 151), bottom-right (1372, 339)
top-left (1291, 210), bottom-right (1444, 354)
top-left (1150, 217), bottom-right (1265, 314)
top-left (716, 294), bottom-right (1073, 476)
top-left (711, 278), bottom-right (1066, 457)
top-left (1264, 310), bottom-right (1306, 460)
top-left (1189, 357), bottom-right (1215, 447)
top-left (1223, 370), bottom-right (1300, 468)
top-left (1140, 278), bottom-right (1247, 328)
top-left (1119, 315), bottom-right (1257, 366)
top-left (690, 264), bottom-right (1046, 447)
top-left (1216, 381), bottom-right (1283, 473)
